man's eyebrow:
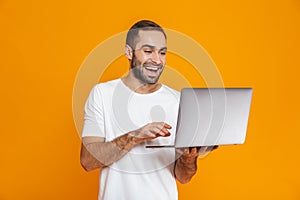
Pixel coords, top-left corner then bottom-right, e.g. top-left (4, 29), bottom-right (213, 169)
top-left (140, 44), bottom-right (167, 50)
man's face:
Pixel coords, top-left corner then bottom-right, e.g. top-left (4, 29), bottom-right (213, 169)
top-left (130, 30), bottom-right (167, 84)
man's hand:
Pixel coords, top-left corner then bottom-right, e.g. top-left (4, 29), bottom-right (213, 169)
top-left (175, 146), bottom-right (218, 184)
top-left (130, 122), bottom-right (172, 144)
top-left (177, 146), bottom-right (219, 160)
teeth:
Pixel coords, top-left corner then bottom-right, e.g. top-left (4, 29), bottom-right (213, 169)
top-left (146, 67), bottom-right (158, 71)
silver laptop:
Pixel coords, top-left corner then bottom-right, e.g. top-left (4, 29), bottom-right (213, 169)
top-left (147, 88), bottom-right (253, 148)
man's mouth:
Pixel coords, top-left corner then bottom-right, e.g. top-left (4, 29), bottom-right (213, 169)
top-left (145, 66), bottom-right (159, 72)
top-left (143, 62), bottom-right (163, 72)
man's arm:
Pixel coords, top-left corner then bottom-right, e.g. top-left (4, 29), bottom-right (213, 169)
top-left (174, 146), bottom-right (218, 184)
top-left (80, 122), bottom-right (172, 171)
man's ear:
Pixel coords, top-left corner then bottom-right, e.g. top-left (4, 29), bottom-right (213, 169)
top-left (124, 44), bottom-right (133, 60)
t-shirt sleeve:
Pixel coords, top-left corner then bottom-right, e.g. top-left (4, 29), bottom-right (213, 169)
top-left (81, 85), bottom-right (105, 138)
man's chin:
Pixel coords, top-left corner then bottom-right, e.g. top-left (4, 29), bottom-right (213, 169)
top-left (144, 76), bottom-right (159, 84)
top-left (141, 79), bottom-right (157, 85)
top-left (147, 81), bottom-right (156, 85)
top-left (132, 67), bottom-right (161, 84)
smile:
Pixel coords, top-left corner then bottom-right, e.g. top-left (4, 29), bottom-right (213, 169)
top-left (145, 66), bottom-right (159, 72)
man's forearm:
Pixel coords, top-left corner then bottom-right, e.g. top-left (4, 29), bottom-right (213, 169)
top-left (174, 156), bottom-right (197, 184)
top-left (81, 131), bottom-right (138, 171)
top-left (80, 122), bottom-right (171, 171)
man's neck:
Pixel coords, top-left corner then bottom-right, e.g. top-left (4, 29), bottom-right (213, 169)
top-left (121, 73), bottom-right (161, 94)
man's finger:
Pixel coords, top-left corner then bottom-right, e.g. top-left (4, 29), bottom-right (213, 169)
top-left (161, 128), bottom-right (170, 135)
top-left (149, 127), bottom-right (163, 136)
top-left (190, 147), bottom-right (197, 154)
top-left (176, 148), bottom-right (184, 155)
top-left (212, 145), bottom-right (219, 151)
top-left (198, 146), bottom-right (209, 155)
top-left (163, 123), bottom-right (172, 129)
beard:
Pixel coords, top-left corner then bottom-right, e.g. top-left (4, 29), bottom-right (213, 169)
top-left (130, 52), bottom-right (164, 84)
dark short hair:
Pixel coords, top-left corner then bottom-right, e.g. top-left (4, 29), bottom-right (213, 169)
top-left (126, 20), bottom-right (167, 49)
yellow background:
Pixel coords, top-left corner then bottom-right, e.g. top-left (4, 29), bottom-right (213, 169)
top-left (1, 0), bottom-right (300, 199)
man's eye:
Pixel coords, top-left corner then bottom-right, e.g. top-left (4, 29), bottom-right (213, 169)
top-left (160, 52), bottom-right (166, 55)
top-left (144, 50), bottom-right (152, 54)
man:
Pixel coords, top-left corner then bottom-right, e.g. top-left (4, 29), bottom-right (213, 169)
top-left (80, 20), bottom-right (215, 200)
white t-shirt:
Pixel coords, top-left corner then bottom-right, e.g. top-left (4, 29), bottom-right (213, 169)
top-left (82, 79), bottom-right (180, 200)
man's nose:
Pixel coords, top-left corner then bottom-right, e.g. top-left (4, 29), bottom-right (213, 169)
top-left (151, 52), bottom-right (162, 64)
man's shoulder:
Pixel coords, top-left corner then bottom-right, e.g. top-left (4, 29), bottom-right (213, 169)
top-left (94, 79), bottom-right (121, 90)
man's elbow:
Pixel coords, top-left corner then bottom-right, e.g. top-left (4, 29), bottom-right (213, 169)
top-left (80, 156), bottom-right (106, 172)
top-left (80, 157), bottom-right (94, 172)
top-left (80, 144), bottom-right (102, 171)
